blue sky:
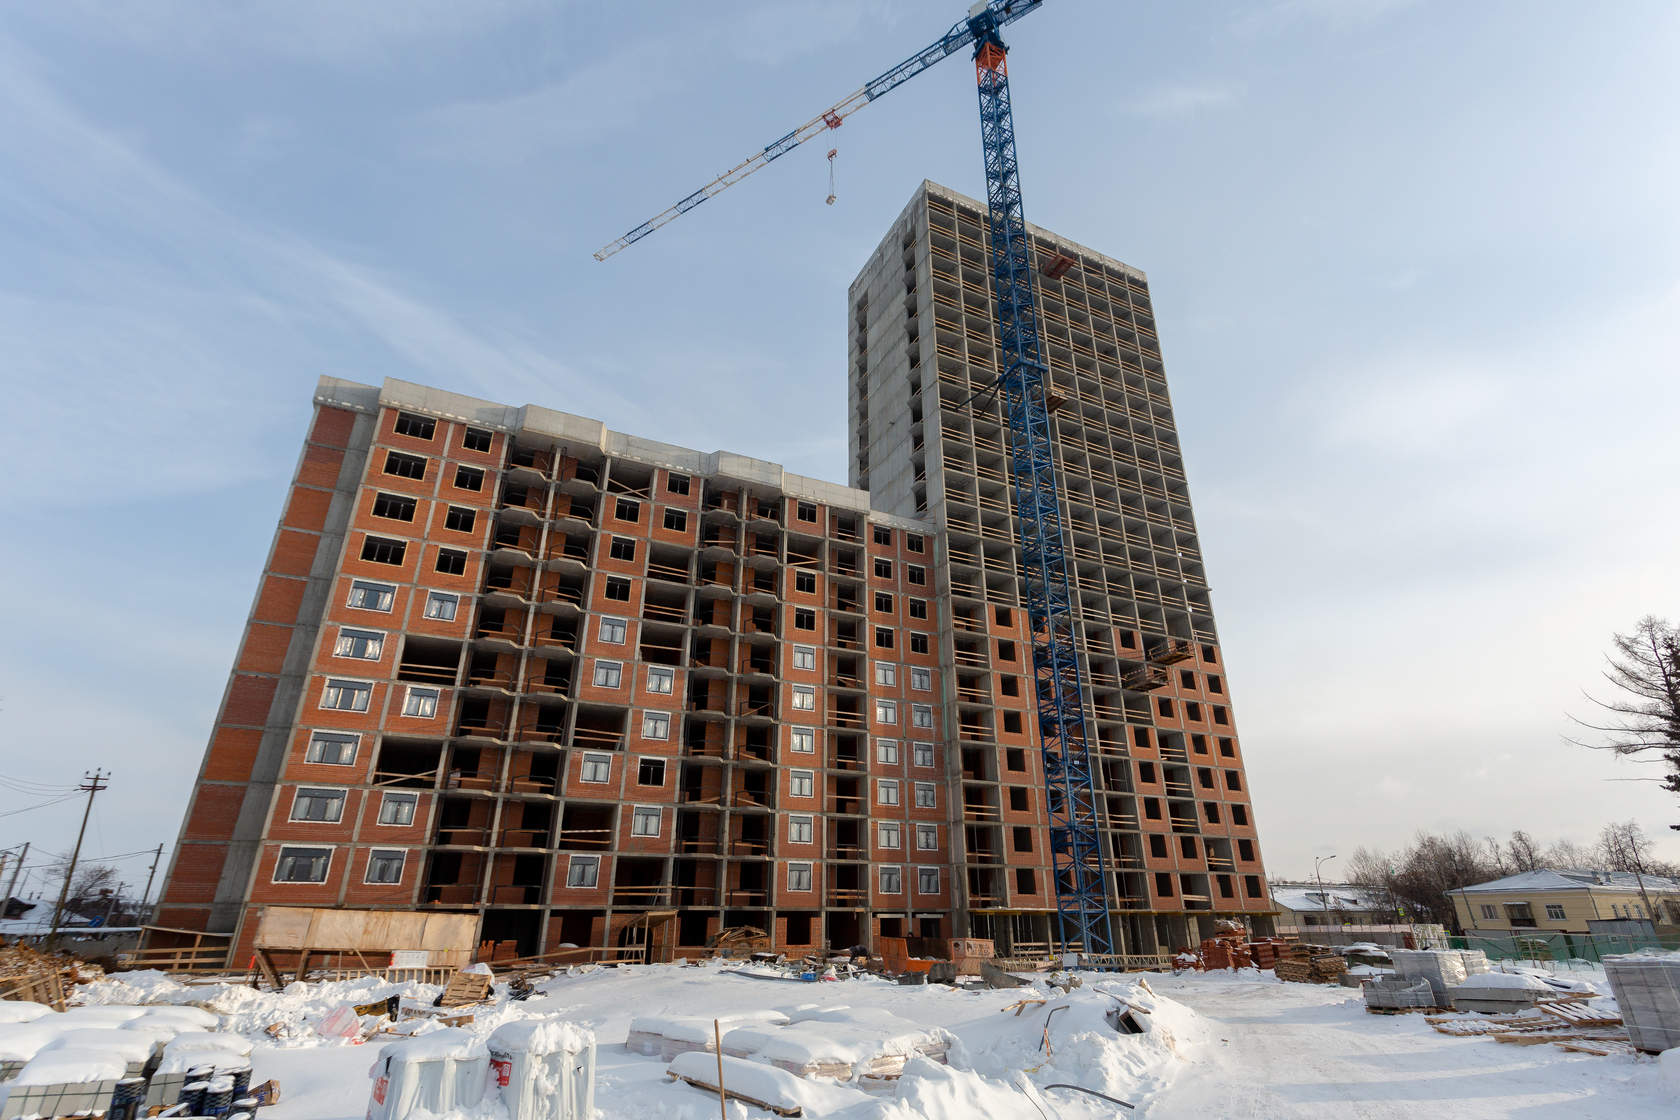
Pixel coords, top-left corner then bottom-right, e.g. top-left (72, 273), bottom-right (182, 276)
top-left (1, 0), bottom-right (1677, 894)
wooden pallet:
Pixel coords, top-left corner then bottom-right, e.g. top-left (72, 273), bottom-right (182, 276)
top-left (1492, 1029), bottom-right (1627, 1047)
top-left (1553, 1038), bottom-right (1638, 1057)
top-left (1426, 1015), bottom-right (1552, 1037)
top-left (1538, 1002), bottom-right (1622, 1029)
top-left (438, 971), bottom-right (494, 1007)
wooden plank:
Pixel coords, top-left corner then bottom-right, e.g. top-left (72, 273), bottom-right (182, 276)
top-left (1539, 1003), bottom-right (1622, 1028)
top-left (668, 1072), bottom-right (802, 1117)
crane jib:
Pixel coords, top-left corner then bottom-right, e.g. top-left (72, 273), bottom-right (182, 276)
top-left (593, 1), bottom-right (1044, 261)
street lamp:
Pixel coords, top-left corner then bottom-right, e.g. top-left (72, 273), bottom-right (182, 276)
top-left (1315, 855), bottom-right (1338, 931)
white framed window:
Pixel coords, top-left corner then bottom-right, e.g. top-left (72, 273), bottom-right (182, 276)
top-left (915, 782), bottom-right (937, 809)
top-left (274, 846), bottom-right (332, 883)
top-left (320, 678), bottom-right (372, 712)
top-left (581, 754), bottom-right (612, 783)
top-left (631, 806), bottom-right (661, 837)
top-left (875, 700), bottom-right (898, 724)
top-left (646, 666), bottom-right (675, 694)
top-left (878, 821), bottom-right (901, 849)
top-left (402, 687), bottom-right (440, 718)
top-left (600, 616), bottom-right (628, 644)
top-left (917, 866), bottom-right (940, 894)
top-left (566, 855), bottom-right (600, 888)
top-left (874, 662), bottom-right (897, 687)
top-left (593, 660), bottom-right (623, 688)
top-left (642, 711), bottom-right (671, 740)
top-left (787, 862), bottom-right (813, 892)
top-left (365, 849), bottom-right (406, 884)
top-left (793, 645), bottom-right (816, 671)
top-left (789, 815), bottom-right (814, 844)
top-left (917, 823), bottom-right (938, 850)
top-left (1545, 904), bottom-right (1566, 920)
top-left (1480, 905), bottom-right (1498, 920)
top-left (305, 732), bottom-right (358, 765)
top-left (913, 742), bottom-right (935, 769)
top-left (877, 779), bottom-right (900, 806)
top-left (334, 628), bottom-right (384, 660)
top-left (912, 704), bottom-right (934, 729)
top-left (790, 726), bottom-right (816, 753)
top-left (290, 787), bottom-right (346, 822)
top-left (877, 739), bottom-right (900, 765)
top-left (792, 685), bottom-right (816, 711)
top-left (879, 866), bottom-right (902, 894)
top-left (790, 770), bottom-right (814, 798)
top-left (911, 667), bottom-right (932, 691)
top-left (347, 580), bottom-right (394, 612)
top-left (378, 792), bottom-right (418, 826)
top-left (423, 591), bottom-right (459, 621)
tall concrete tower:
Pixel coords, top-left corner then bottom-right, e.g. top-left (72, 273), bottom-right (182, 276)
top-left (848, 180), bottom-right (1269, 954)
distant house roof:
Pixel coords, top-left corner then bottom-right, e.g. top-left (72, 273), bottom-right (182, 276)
top-left (1271, 885), bottom-right (1390, 914)
top-left (1449, 869), bottom-right (1680, 896)
top-left (0, 898), bottom-right (95, 937)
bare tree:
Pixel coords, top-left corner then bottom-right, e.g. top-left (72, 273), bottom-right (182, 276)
top-left (47, 860), bottom-right (119, 921)
top-left (1570, 616), bottom-right (1680, 827)
top-left (1506, 830), bottom-right (1541, 873)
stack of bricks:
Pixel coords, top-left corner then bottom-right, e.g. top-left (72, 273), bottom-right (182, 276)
top-left (1246, 938), bottom-right (1290, 971)
top-left (1274, 944), bottom-right (1346, 984)
top-left (1199, 935), bottom-right (1253, 971)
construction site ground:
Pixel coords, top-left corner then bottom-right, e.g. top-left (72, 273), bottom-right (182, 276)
top-left (67, 964), bottom-right (1680, 1119)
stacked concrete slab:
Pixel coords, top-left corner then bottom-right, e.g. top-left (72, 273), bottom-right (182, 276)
top-left (1389, 949), bottom-right (1468, 1008)
top-left (1603, 954), bottom-right (1680, 1053)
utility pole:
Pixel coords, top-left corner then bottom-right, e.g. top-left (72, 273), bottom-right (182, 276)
top-left (137, 843), bottom-right (164, 928)
top-left (1314, 855), bottom-right (1338, 931)
top-left (1, 843), bottom-right (24, 916)
top-left (47, 770), bottom-right (108, 951)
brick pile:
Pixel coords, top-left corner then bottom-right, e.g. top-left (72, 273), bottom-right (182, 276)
top-left (1274, 944), bottom-right (1347, 984)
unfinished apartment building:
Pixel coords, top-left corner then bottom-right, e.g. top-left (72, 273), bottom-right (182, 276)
top-left (847, 180), bottom-right (1271, 956)
top-left (155, 377), bottom-right (1065, 963)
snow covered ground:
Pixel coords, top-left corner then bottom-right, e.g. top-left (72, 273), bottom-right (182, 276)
top-left (67, 964), bottom-right (1680, 1120)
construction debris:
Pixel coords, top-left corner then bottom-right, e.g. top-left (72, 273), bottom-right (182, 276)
top-left (707, 927), bottom-right (772, 955)
top-left (437, 969), bottom-right (494, 1008)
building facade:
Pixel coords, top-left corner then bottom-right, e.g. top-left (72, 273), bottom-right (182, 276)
top-left (847, 181), bottom-right (1271, 956)
top-left (1450, 869), bottom-right (1680, 936)
top-left (155, 183), bottom-right (1270, 963)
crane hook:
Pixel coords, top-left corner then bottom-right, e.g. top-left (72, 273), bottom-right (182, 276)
top-left (826, 148), bottom-right (838, 206)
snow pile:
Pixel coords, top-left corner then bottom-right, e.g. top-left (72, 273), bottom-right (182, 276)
top-left (13, 1047), bottom-right (127, 1086)
top-left (0, 1002), bottom-right (52, 1024)
top-left (487, 1017), bottom-right (595, 1056)
top-left (42, 1027), bottom-right (156, 1063)
top-left (956, 978), bottom-right (1200, 1106)
top-left (0, 1024), bottom-right (64, 1062)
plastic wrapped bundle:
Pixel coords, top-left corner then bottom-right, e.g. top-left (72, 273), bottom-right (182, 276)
top-left (1389, 950), bottom-right (1468, 1008)
top-left (1457, 950), bottom-right (1491, 976)
top-left (1364, 979), bottom-right (1435, 1009)
top-left (1603, 954), bottom-right (1680, 1053)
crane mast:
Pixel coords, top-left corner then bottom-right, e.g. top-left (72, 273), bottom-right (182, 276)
top-left (595, 0), bottom-right (1116, 960)
top-left (967, 8), bottom-right (1114, 959)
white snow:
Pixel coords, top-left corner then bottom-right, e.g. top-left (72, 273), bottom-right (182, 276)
top-left (1454, 972), bottom-right (1554, 991)
top-left (0, 1001), bottom-right (53, 1024)
top-left (376, 1026), bottom-right (487, 1063)
top-left (13, 1047), bottom-right (128, 1086)
top-left (51, 959), bottom-right (1680, 1120)
top-left (41, 1027), bottom-right (156, 1063)
top-left (0, 1024), bottom-right (65, 1062)
top-left (487, 1018), bottom-right (595, 1057)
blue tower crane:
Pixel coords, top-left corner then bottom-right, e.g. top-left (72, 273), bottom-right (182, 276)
top-left (594, 0), bottom-right (1116, 960)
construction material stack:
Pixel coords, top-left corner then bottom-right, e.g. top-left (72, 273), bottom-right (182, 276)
top-left (1274, 945), bottom-right (1347, 985)
top-left (1602, 954), bottom-right (1680, 1053)
top-left (1390, 949), bottom-right (1469, 1008)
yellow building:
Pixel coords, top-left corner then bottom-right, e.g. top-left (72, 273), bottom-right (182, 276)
top-left (1449, 869), bottom-right (1680, 935)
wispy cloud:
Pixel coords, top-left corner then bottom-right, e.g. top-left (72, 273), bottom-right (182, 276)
top-left (0, 46), bottom-right (638, 508)
top-left (1120, 82), bottom-right (1246, 120)
top-left (1239, 0), bottom-right (1423, 34)
top-left (40, 0), bottom-right (549, 63)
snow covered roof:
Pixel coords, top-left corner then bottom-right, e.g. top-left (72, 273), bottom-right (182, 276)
top-left (1449, 868), bottom-right (1680, 896)
top-left (1270, 886), bottom-right (1389, 914)
top-left (0, 899), bottom-right (95, 936)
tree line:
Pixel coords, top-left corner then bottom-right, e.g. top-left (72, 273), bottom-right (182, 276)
top-left (1345, 820), bottom-right (1676, 933)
